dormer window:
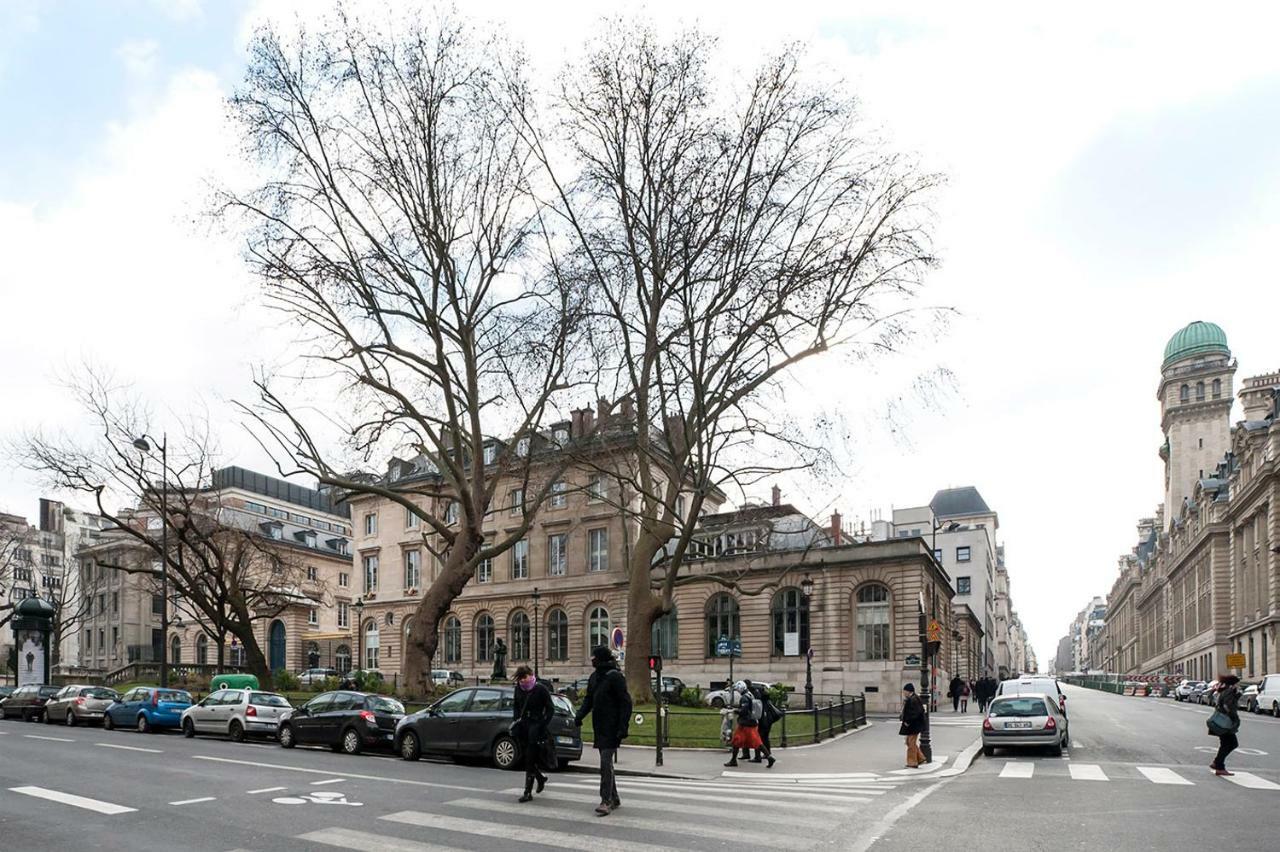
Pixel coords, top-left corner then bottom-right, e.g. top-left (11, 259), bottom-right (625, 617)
top-left (553, 427), bottom-right (570, 446)
top-left (516, 437), bottom-right (530, 457)
top-left (483, 444), bottom-right (496, 465)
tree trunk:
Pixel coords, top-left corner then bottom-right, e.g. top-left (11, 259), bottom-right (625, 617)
top-left (623, 534), bottom-right (667, 702)
top-left (403, 532), bottom-right (482, 697)
top-left (228, 620), bottom-right (272, 688)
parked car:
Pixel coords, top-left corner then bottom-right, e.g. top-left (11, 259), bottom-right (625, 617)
top-left (182, 688), bottom-right (292, 741)
top-left (1239, 683), bottom-right (1260, 713)
top-left (103, 686), bottom-right (193, 733)
top-left (277, 690), bottom-right (404, 755)
top-left (1173, 679), bottom-right (1201, 701)
top-left (395, 684), bottom-right (583, 770)
top-left (298, 668), bottom-right (340, 687)
top-left (652, 675), bottom-right (686, 701)
top-left (1181, 681), bottom-right (1208, 703)
top-left (982, 694), bottom-right (1069, 757)
top-left (0, 684), bottom-right (62, 721)
top-left (559, 677), bottom-right (593, 701)
top-left (994, 677), bottom-right (1068, 715)
top-left (705, 682), bottom-right (774, 709)
top-left (0, 685), bottom-right (15, 703)
top-left (431, 670), bottom-right (465, 688)
top-left (43, 685), bottom-right (120, 726)
top-left (1199, 680), bottom-right (1221, 705)
top-left (1257, 673), bottom-right (1280, 716)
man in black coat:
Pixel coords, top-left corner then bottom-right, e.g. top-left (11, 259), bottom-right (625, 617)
top-left (574, 646), bottom-right (633, 816)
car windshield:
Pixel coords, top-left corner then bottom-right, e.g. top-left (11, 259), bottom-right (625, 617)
top-left (250, 693), bottom-right (290, 707)
top-left (38, 686), bottom-right (61, 697)
top-left (991, 698), bottom-right (1048, 717)
top-left (552, 695), bottom-right (573, 715)
top-left (85, 688), bottom-right (118, 699)
top-left (366, 696), bottom-right (405, 714)
top-left (157, 690), bottom-right (191, 703)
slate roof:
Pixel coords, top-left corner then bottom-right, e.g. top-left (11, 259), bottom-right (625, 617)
top-left (929, 486), bottom-right (993, 519)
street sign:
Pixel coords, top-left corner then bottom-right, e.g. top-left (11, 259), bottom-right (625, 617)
top-left (611, 627), bottom-right (625, 650)
top-left (927, 619), bottom-right (943, 643)
top-left (906, 654), bottom-right (922, 666)
top-left (715, 636), bottom-right (742, 658)
top-left (1226, 652), bottom-right (1246, 669)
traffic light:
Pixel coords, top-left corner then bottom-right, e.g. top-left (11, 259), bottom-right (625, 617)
top-left (648, 654), bottom-right (663, 672)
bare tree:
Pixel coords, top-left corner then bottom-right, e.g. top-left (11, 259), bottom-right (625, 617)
top-left (0, 518), bottom-right (31, 635)
top-left (17, 372), bottom-right (313, 686)
top-left (222, 11), bottom-right (587, 689)
top-left (527, 26), bottom-right (940, 696)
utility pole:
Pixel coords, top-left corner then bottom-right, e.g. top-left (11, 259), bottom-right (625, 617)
top-left (918, 593), bottom-right (932, 763)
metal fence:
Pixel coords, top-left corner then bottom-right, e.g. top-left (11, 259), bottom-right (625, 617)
top-left (777, 693), bottom-right (868, 747)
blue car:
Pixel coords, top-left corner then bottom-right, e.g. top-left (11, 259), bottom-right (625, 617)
top-left (103, 686), bottom-right (193, 734)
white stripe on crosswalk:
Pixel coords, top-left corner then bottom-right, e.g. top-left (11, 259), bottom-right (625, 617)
top-left (553, 779), bottom-right (869, 807)
top-left (999, 762), bottom-right (1034, 779)
top-left (9, 786), bottom-right (136, 815)
top-left (506, 790), bottom-right (821, 830)
top-left (299, 827), bottom-right (467, 852)
top-left (1223, 772), bottom-right (1280, 791)
top-left (720, 770), bottom-right (880, 779)
top-left (1137, 767), bottom-right (1193, 786)
top-left (1068, 764), bottom-right (1108, 781)
top-left (623, 777), bottom-right (893, 795)
top-left (382, 810), bottom-right (678, 852)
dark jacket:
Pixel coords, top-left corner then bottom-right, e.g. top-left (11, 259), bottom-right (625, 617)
top-left (736, 689), bottom-right (759, 727)
top-left (901, 694), bottom-right (926, 735)
top-left (949, 677), bottom-right (963, 698)
top-left (755, 686), bottom-right (780, 729)
top-left (573, 660), bottom-right (633, 749)
top-left (1216, 686), bottom-right (1241, 725)
top-left (512, 682), bottom-right (554, 745)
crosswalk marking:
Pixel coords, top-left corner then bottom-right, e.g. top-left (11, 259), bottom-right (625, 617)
top-left (246, 786), bottom-right (287, 795)
top-left (552, 779), bottom-right (868, 808)
top-left (169, 796), bottom-right (216, 806)
top-left (1068, 764), bottom-right (1108, 781)
top-left (382, 810), bottom-right (678, 852)
top-left (299, 827), bottom-right (466, 852)
top-left (1137, 767), bottom-right (1194, 786)
top-left (505, 790), bottom-right (821, 830)
top-left (889, 756), bottom-right (950, 775)
top-left (9, 785), bottom-right (136, 815)
top-left (1223, 772), bottom-right (1280, 791)
top-left (999, 762), bottom-right (1035, 779)
top-left (721, 770), bottom-right (880, 780)
top-left (627, 776), bottom-right (894, 796)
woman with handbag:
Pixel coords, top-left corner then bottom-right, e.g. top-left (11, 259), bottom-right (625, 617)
top-left (1208, 674), bottom-right (1242, 776)
top-left (724, 681), bottom-right (766, 767)
top-left (512, 665), bottom-right (554, 801)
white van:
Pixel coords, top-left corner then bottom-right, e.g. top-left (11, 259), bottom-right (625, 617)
top-left (1257, 674), bottom-right (1280, 716)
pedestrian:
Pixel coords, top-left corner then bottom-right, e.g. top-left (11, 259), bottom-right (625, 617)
top-left (751, 682), bottom-right (779, 767)
top-left (900, 683), bottom-right (927, 767)
top-left (573, 646), bottom-right (633, 817)
top-left (949, 675), bottom-right (964, 712)
top-left (1208, 673), bottom-right (1242, 777)
top-left (511, 665), bottom-right (553, 803)
top-left (725, 680), bottom-right (767, 767)
top-left (959, 681), bottom-right (970, 713)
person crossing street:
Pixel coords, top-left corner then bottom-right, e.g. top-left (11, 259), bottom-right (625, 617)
top-left (573, 646), bottom-right (633, 816)
top-left (511, 665), bottom-right (553, 803)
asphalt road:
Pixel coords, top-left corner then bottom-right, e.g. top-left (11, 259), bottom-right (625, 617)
top-left (865, 683), bottom-right (1280, 851)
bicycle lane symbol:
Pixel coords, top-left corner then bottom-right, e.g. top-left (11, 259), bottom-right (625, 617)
top-left (272, 791), bottom-right (364, 806)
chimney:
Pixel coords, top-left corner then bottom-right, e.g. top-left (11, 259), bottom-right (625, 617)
top-left (771, 484), bottom-right (781, 507)
top-left (830, 510), bottom-right (843, 544)
top-left (597, 396), bottom-right (611, 426)
top-left (582, 407), bottom-right (595, 434)
top-left (621, 397), bottom-right (634, 422)
top-left (1239, 373), bottom-right (1280, 421)
top-left (571, 409), bottom-right (584, 437)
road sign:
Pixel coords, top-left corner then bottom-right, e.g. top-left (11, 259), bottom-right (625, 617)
top-left (927, 619), bottom-right (943, 643)
top-left (611, 627), bottom-right (625, 650)
top-left (1226, 653), bottom-right (1246, 669)
top-left (715, 636), bottom-right (742, 658)
top-left (906, 654), bottom-right (922, 666)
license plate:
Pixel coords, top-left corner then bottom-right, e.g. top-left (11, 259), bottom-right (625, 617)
top-left (556, 736), bottom-right (575, 745)
top-left (1007, 721), bottom-right (1033, 728)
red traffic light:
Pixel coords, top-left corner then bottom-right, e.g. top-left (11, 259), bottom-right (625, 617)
top-left (647, 655), bottom-right (662, 671)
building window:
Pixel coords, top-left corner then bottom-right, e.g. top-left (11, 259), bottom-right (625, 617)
top-left (196, 634), bottom-right (208, 665)
top-left (444, 500), bottom-right (459, 525)
top-left (652, 607), bottom-right (679, 659)
top-left (335, 644), bottom-right (351, 673)
top-left (705, 594), bottom-right (740, 657)
top-left (553, 427), bottom-right (570, 446)
top-left (549, 481), bottom-right (567, 508)
top-left (306, 566), bottom-right (318, 582)
top-left (856, 584), bottom-right (891, 661)
top-left (512, 539), bottom-right (529, 580)
top-left (339, 572), bottom-right (349, 588)
top-left (510, 611), bottom-right (531, 661)
top-left (170, 636), bottom-right (181, 665)
top-left (111, 627), bottom-right (117, 651)
top-left (112, 592), bottom-right (118, 613)
top-left (1180, 384), bottom-right (1190, 404)
top-left (442, 616), bottom-right (462, 663)
top-left (406, 507), bottom-right (419, 529)
top-left (364, 621), bottom-right (379, 670)
top-left (587, 475), bottom-right (606, 503)
top-left (363, 555), bottom-right (379, 593)
top-left (957, 576), bottom-right (971, 595)
top-left (1212, 378), bottom-right (1221, 399)
top-left (510, 488), bottom-right (524, 515)
top-left (1196, 381), bottom-right (1205, 401)
top-left (588, 529), bottom-right (608, 572)
top-left (404, 550), bottom-right (421, 589)
top-left (771, 588), bottom-right (810, 656)
top-left (547, 609), bottom-right (569, 661)
top-left (547, 533), bottom-right (567, 576)
top-left (337, 601), bottom-right (349, 629)
top-left (98, 629), bottom-right (105, 654)
top-left (483, 444), bottom-right (496, 465)
top-left (475, 613), bottom-right (495, 661)
top-left (933, 548), bottom-right (942, 562)
top-left (516, 437), bottom-right (530, 457)
top-left (308, 608), bottom-right (318, 626)
top-left (956, 546), bottom-right (971, 563)
top-left (674, 495), bottom-right (686, 522)
top-left (151, 594), bottom-right (164, 616)
top-left (364, 513), bottom-right (377, 536)
top-left (476, 556), bottom-right (493, 584)
top-left (588, 605), bottom-right (611, 652)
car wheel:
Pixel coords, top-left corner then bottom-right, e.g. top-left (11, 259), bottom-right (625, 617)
top-left (982, 745), bottom-right (994, 757)
top-left (66, 711), bottom-right (77, 727)
top-left (341, 727), bottom-right (363, 755)
top-left (103, 713), bottom-right (115, 731)
top-left (229, 721), bottom-right (246, 743)
top-left (399, 731), bottom-right (421, 762)
top-left (278, 724), bottom-right (296, 748)
top-left (137, 715), bottom-right (150, 734)
top-left (710, 697), bottom-right (725, 709)
top-left (183, 718), bottom-right (196, 738)
top-left (1051, 743), bottom-right (1063, 757)
top-left (492, 734), bottom-right (520, 770)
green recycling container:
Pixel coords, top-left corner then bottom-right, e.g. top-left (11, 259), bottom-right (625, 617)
top-left (210, 673), bottom-right (260, 691)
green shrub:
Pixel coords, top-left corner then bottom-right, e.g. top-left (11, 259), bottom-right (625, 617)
top-left (353, 670), bottom-right (384, 692)
top-left (767, 683), bottom-right (793, 707)
top-left (673, 687), bottom-right (705, 708)
top-left (273, 669), bottom-right (300, 692)
top-left (319, 675), bottom-right (340, 692)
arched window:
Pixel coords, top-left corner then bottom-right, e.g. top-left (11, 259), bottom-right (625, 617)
top-left (475, 613), bottom-right (495, 662)
top-left (856, 584), bottom-right (891, 661)
top-left (196, 634), bottom-right (208, 665)
top-left (771, 588), bottom-right (810, 656)
top-left (1180, 384), bottom-right (1189, 404)
top-left (306, 640), bottom-right (320, 669)
top-left (587, 605), bottom-right (610, 653)
top-left (1196, 381), bottom-right (1205, 402)
top-left (268, 620), bottom-right (286, 671)
top-left (364, 620), bottom-right (380, 670)
top-left (170, 635), bottom-right (181, 665)
top-left (510, 610), bottom-right (531, 661)
top-left (1212, 378), bottom-right (1221, 399)
top-left (705, 594), bottom-right (740, 657)
top-left (335, 644), bottom-right (351, 673)
top-left (547, 609), bottom-right (569, 661)
top-left (229, 642), bottom-right (246, 668)
top-left (652, 607), bottom-right (679, 659)
top-left (442, 616), bottom-right (462, 663)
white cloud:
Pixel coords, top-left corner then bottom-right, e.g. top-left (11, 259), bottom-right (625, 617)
top-left (149, 0), bottom-right (203, 22)
top-left (116, 39), bottom-right (160, 77)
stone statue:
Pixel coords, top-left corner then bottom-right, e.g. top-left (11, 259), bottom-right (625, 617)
top-left (491, 638), bottom-right (508, 680)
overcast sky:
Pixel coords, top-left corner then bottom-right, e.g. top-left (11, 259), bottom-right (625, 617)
top-left (2, 0), bottom-right (1278, 669)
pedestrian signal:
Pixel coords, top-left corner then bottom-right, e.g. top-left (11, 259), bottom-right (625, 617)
top-left (648, 655), bottom-right (663, 672)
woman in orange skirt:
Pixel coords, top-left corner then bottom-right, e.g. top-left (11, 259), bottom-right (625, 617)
top-left (725, 680), bottom-right (764, 767)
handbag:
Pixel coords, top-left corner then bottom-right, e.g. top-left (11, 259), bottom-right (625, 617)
top-left (898, 721), bottom-right (911, 736)
top-left (1206, 709), bottom-right (1236, 736)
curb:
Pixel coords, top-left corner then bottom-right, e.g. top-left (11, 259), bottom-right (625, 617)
top-left (607, 720), bottom-right (875, 754)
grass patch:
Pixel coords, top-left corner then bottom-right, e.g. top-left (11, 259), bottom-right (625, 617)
top-left (579, 703), bottom-right (727, 748)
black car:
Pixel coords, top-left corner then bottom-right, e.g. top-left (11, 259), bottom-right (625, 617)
top-left (395, 685), bottom-right (583, 770)
top-left (653, 675), bottom-right (686, 701)
top-left (0, 684), bottom-right (62, 721)
top-left (278, 690), bottom-right (405, 755)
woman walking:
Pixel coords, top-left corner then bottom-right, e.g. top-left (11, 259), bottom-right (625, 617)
top-left (1208, 674), bottom-right (1242, 777)
top-left (900, 683), bottom-right (927, 768)
top-left (959, 681), bottom-right (970, 713)
top-left (751, 683), bottom-right (779, 768)
top-left (724, 681), bottom-right (766, 767)
top-left (512, 665), bottom-right (554, 802)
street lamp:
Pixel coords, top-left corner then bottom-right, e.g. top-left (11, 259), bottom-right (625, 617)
top-left (353, 596), bottom-right (365, 677)
top-left (133, 433), bottom-right (169, 688)
top-left (800, 573), bottom-right (815, 709)
top-left (531, 586), bottom-right (541, 679)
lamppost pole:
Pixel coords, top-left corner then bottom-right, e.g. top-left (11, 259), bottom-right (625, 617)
top-left (134, 433), bottom-right (169, 688)
top-left (353, 597), bottom-right (365, 680)
top-left (532, 587), bottom-right (541, 679)
top-left (801, 573), bottom-right (815, 709)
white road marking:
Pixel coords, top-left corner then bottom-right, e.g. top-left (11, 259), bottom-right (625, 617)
top-left (720, 770), bottom-right (879, 780)
top-left (1137, 767), bottom-right (1194, 785)
top-left (513, 790), bottom-right (818, 829)
top-left (383, 810), bottom-right (678, 852)
top-left (96, 743), bottom-right (163, 754)
top-left (999, 762), bottom-right (1035, 779)
top-left (247, 786), bottom-right (288, 795)
top-left (310, 778), bottom-right (347, 785)
top-left (190, 755), bottom-right (490, 792)
top-left (1068, 763), bottom-right (1108, 781)
top-left (169, 796), bottom-right (216, 806)
top-left (24, 735), bottom-right (74, 742)
top-left (617, 776), bottom-right (894, 796)
top-left (889, 756), bottom-right (950, 775)
top-left (846, 774), bottom-right (952, 852)
top-left (553, 779), bottom-right (866, 807)
top-left (1223, 772), bottom-right (1280, 791)
top-left (9, 785), bottom-right (136, 815)
top-left (299, 827), bottom-right (466, 851)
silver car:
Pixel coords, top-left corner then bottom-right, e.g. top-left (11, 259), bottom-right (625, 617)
top-left (43, 685), bottom-right (120, 727)
top-left (982, 694), bottom-right (1069, 757)
top-left (181, 688), bottom-right (292, 742)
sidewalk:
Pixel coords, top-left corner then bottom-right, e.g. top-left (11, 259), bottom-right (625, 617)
top-left (569, 708), bottom-right (985, 781)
